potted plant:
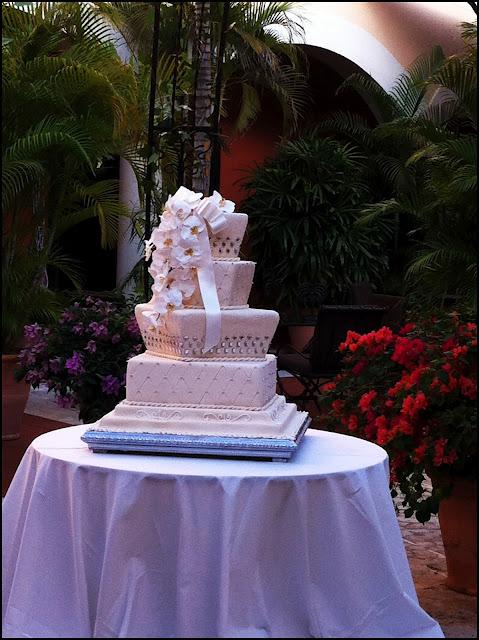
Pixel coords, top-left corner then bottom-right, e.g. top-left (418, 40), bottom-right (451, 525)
top-left (242, 136), bottom-right (392, 349)
top-left (16, 295), bottom-right (145, 424)
top-left (1, 239), bottom-right (66, 439)
top-left (318, 312), bottom-right (477, 595)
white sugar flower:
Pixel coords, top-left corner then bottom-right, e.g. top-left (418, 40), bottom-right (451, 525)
top-left (151, 276), bottom-right (169, 298)
top-left (173, 186), bottom-right (203, 205)
top-left (155, 284), bottom-right (183, 313)
top-left (148, 267), bottom-right (169, 289)
top-left (170, 243), bottom-right (203, 268)
top-left (169, 267), bottom-right (197, 299)
top-left (165, 187), bottom-right (203, 220)
top-left (142, 308), bottom-right (161, 328)
top-left (158, 211), bottom-right (179, 232)
top-left (149, 261), bottom-right (170, 280)
top-left (180, 215), bottom-right (205, 243)
top-left (209, 190), bottom-right (235, 214)
top-left (152, 226), bottom-right (180, 254)
top-left (144, 238), bottom-right (155, 261)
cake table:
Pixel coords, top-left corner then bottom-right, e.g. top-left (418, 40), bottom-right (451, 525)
top-left (2, 426), bottom-right (443, 638)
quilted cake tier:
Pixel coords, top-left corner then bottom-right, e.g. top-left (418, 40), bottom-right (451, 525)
top-left (126, 353), bottom-right (277, 408)
top-left (184, 260), bottom-right (255, 309)
top-left (95, 394), bottom-right (308, 440)
top-left (209, 212), bottom-right (248, 260)
top-left (136, 305), bottom-right (279, 359)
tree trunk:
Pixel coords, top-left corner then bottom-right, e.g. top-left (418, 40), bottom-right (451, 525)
top-left (192, 1), bottom-right (212, 194)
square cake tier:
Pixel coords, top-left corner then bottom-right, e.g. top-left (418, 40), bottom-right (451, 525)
top-left (136, 306), bottom-right (279, 359)
top-left (126, 353), bottom-right (277, 408)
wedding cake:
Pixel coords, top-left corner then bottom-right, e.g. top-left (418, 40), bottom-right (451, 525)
top-left (82, 187), bottom-right (309, 459)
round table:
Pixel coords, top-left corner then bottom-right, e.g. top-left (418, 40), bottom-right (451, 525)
top-left (2, 426), bottom-right (443, 638)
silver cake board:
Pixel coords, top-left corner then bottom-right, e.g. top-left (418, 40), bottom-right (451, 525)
top-left (81, 416), bottom-right (311, 462)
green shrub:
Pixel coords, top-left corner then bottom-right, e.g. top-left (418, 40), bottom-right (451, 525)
top-left (242, 136), bottom-right (392, 314)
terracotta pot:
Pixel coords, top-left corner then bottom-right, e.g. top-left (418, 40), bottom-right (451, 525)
top-left (2, 354), bottom-right (30, 441)
top-left (287, 325), bottom-right (315, 353)
top-left (438, 477), bottom-right (477, 596)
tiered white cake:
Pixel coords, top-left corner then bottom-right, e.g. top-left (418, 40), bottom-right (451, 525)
top-left (82, 188), bottom-right (309, 458)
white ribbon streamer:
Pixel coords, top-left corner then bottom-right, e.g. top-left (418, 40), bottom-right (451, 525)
top-left (196, 213), bottom-right (226, 352)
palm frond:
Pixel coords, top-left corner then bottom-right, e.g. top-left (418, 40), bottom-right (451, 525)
top-left (338, 73), bottom-right (399, 122)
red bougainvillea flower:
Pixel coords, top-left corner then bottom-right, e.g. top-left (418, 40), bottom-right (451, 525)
top-left (399, 323), bottom-right (416, 336)
top-left (358, 390), bottom-right (377, 413)
top-left (319, 313), bottom-right (476, 523)
top-left (391, 337), bottom-right (426, 368)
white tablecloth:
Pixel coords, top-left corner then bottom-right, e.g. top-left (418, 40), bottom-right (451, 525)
top-left (2, 426), bottom-right (443, 638)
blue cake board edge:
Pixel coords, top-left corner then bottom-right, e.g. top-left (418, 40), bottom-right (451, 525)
top-left (81, 416), bottom-right (311, 462)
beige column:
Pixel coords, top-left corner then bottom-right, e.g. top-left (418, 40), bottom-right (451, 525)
top-left (116, 158), bottom-right (143, 292)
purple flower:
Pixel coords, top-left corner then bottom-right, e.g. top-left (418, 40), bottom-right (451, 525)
top-left (59, 311), bottom-right (76, 324)
top-left (65, 351), bottom-right (85, 376)
top-left (133, 343), bottom-right (143, 353)
top-left (85, 296), bottom-right (96, 305)
top-left (93, 299), bottom-right (115, 315)
top-left (85, 340), bottom-right (97, 353)
top-left (25, 370), bottom-right (42, 385)
top-left (49, 357), bottom-right (62, 373)
top-left (111, 334), bottom-right (121, 344)
top-left (72, 324), bottom-right (84, 335)
top-left (56, 394), bottom-right (74, 408)
top-left (126, 318), bottom-right (141, 337)
top-left (24, 323), bottom-right (42, 340)
top-left (101, 375), bottom-right (121, 396)
top-left (19, 349), bottom-right (36, 367)
top-left (89, 321), bottom-right (109, 338)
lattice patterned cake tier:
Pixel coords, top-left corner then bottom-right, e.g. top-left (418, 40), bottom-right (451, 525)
top-left (143, 332), bottom-right (272, 359)
top-left (136, 306), bottom-right (279, 359)
top-left (209, 212), bottom-right (248, 259)
top-left (126, 353), bottom-right (277, 407)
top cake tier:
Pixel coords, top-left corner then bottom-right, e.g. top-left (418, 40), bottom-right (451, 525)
top-left (209, 212), bottom-right (248, 260)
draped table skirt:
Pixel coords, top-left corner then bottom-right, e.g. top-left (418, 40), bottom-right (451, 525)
top-left (2, 426), bottom-right (443, 638)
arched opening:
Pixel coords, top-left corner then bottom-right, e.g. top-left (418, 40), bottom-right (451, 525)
top-left (220, 45), bottom-right (380, 205)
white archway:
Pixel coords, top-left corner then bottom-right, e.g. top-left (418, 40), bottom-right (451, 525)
top-left (291, 3), bottom-right (405, 91)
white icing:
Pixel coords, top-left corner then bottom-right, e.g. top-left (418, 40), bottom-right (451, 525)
top-left (184, 260), bottom-right (255, 309)
top-left (126, 353), bottom-right (277, 408)
top-left (96, 395), bottom-right (307, 440)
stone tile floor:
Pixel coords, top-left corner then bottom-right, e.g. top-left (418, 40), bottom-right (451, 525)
top-left (4, 385), bottom-right (477, 638)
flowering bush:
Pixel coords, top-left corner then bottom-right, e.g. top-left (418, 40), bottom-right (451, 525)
top-left (17, 296), bottom-right (144, 423)
top-left (318, 313), bottom-right (477, 522)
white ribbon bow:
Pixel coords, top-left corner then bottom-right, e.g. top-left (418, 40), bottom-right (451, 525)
top-left (196, 199), bottom-right (228, 235)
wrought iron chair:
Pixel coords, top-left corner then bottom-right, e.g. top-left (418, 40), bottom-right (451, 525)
top-left (349, 282), bottom-right (405, 330)
top-left (275, 304), bottom-right (387, 413)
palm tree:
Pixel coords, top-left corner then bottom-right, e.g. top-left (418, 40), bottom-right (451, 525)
top-left (96, 1), bottom-right (309, 194)
top-left (2, 1), bottom-right (139, 350)
top-left (315, 22), bottom-right (477, 308)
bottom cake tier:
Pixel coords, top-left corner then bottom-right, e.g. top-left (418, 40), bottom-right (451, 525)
top-left (81, 395), bottom-right (310, 461)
